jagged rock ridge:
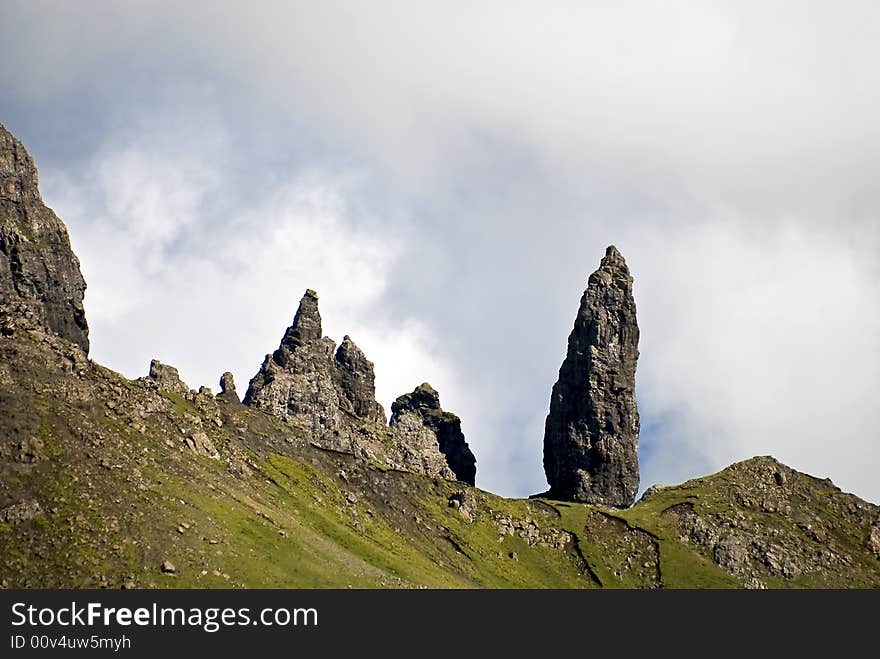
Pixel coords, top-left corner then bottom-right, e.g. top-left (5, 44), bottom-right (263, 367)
top-left (0, 123), bottom-right (88, 352)
top-left (541, 245), bottom-right (640, 507)
top-left (244, 289), bottom-right (474, 483)
top-left (243, 289), bottom-right (340, 427)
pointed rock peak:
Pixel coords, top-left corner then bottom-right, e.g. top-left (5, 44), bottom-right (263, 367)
top-left (281, 289), bottom-right (322, 348)
top-left (589, 244), bottom-right (632, 290)
top-left (336, 335), bottom-right (358, 355)
top-left (600, 244), bottom-right (628, 269)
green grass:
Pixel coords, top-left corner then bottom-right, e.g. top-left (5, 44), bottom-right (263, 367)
top-left (159, 390), bottom-right (198, 416)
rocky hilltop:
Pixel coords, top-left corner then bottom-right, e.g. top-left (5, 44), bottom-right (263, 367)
top-left (0, 122), bottom-right (878, 589)
top-left (541, 245), bottom-right (640, 507)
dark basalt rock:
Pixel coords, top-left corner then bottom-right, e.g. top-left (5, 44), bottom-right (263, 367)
top-left (540, 245), bottom-right (640, 507)
top-left (390, 383), bottom-right (476, 485)
top-left (333, 335), bottom-right (386, 423)
top-left (0, 123), bottom-right (89, 353)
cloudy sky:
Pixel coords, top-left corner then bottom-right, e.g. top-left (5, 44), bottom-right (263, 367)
top-left (2, 1), bottom-right (878, 502)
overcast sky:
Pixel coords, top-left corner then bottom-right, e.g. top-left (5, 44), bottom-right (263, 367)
top-left (1, 1), bottom-right (878, 502)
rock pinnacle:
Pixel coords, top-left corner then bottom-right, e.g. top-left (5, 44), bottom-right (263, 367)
top-left (541, 244), bottom-right (640, 507)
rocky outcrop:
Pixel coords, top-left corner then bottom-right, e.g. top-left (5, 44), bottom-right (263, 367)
top-left (243, 290), bottom-right (350, 431)
top-left (660, 456), bottom-right (880, 588)
top-left (147, 359), bottom-right (189, 394)
top-left (0, 123), bottom-right (89, 353)
top-left (541, 245), bottom-right (640, 507)
top-left (333, 335), bottom-right (386, 423)
top-left (244, 290), bottom-right (475, 483)
top-left (218, 371), bottom-right (240, 404)
top-left (390, 383), bottom-right (476, 485)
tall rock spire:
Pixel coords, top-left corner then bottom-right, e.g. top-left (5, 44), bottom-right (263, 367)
top-left (0, 123), bottom-right (89, 352)
top-left (541, 245), bottom-right (640, 507)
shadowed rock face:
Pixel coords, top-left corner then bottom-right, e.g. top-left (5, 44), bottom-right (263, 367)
top-left (0, 123), bottom-right (89, 353)
top-left (333, 335), bottom-right (386, 423)
top-left (541, 245), bottom-right (640, 507)
top-left (390, 383), bottom-right (476, 485)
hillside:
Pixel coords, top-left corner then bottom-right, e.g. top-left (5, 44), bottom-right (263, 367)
top-left (1, 121), bottom-right (878, 589)
top-left (2, 326), bottom-right (878, 589)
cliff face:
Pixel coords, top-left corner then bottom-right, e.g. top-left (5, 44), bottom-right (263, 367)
top-left (542, 245), bottom-right (640, 507)
top-left (0, 123), bottom-right (88, 353)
